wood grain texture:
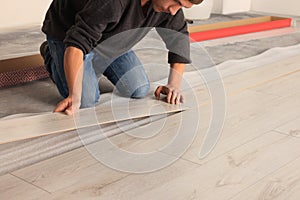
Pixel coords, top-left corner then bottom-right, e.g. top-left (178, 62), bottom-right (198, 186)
top-left (12, 147), bottom-right (128, 193)
top-left (275, 117), bottom-right (300, 138)
top-left (250, 70), bottom-right (300, 99)
top-left (0, 98), bottom-right (187, 144)
top-left (174, 54), bottom-right (300, 165)
top-left (0, 174), bottom-right (49, 200)
top-left (3, 42), bottom-right (300, 199)
top-left (45, 131), bottom-right (300, 200)
top-left (8, 53), bottom-right (300, 199)
top-left (12, 148), bottom-right (98, 192)
top-left (230, 156), bottom-right (300, 200)
top-left (222, 55), bottom-right (300, 95)
top-left (47, 159), bottom-right (199, 200)
top-left (78, 82), bottom-right (211, 157)
top-left (182, 81), bottom-right (300, 165)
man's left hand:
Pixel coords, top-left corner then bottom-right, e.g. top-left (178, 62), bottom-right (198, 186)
top-left (154, 85), bottom-right (184, 104)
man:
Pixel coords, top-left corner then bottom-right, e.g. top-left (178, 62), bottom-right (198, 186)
top-left (40, 0), bottom-right (203, 115)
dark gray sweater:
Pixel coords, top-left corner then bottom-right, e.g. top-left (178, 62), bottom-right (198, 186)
top-left (42, 0), bottom-right (190, 63)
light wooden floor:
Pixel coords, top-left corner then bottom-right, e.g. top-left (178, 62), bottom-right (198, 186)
top-left (1, 53), bottom-right (300, 199)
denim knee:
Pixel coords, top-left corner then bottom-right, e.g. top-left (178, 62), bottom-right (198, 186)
top-left (130, 83), bottom-right (150, 99)
top-left (80, 91), bottom-right (100, 108)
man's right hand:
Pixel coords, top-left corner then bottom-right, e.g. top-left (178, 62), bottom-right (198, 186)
top-left (53, 96), bottom-right (80, 115)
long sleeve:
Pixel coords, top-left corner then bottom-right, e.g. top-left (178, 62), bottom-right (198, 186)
top-left (64, 0), bottom-right (123, 55)
top-left (156, 9), bottom-right (191, 64)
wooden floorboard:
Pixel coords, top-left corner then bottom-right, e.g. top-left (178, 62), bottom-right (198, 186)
top-left (275, 117), bottom-right (300, 138)
top-left (50, 159), bottom-right (200, 200)
top-left (0, 97), bottom-right (187, 144)
top-left (45, 131), bottom-right (300, 200)
top-left (230, 156), bottom-right (300, 200)
top-left (0, 173), bottom-right (50, 200)
top-left (12, 147), bottom-right (128, 193)
top-left (182, 88), bottom-right (300, 165)
top-left (2, 46), bottom-right (300, 199)
top-left (223, 55), bottom-right (300, 96)
top-left (176, 54), bottom-right (300, 165)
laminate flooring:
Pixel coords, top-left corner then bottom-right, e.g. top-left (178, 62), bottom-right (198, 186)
top-left (1, 44), bottom-right (299, 200)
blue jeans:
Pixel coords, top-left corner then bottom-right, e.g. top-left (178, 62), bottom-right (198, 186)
top-left (44, 38), bottom-right (150, 108)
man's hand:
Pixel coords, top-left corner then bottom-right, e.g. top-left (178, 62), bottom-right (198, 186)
top-left (53, 96), bottom-right (80, 115)
top-left (155, 63), bottom-right (186, 104)
top-left (155, 84), bottom-right (184, 104)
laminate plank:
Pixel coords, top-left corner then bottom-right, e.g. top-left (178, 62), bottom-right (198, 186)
top-left (275, 117), bottom-right (300, 138)
top-left (178, 132), bottom-right (300, 200)
top-left (230, 156), bottom-right (300, 200)
top-left (251, 70), bottom-right (300, 98)
top-left (12, 147), bottom-right (128, 193)
top-left (222, 55), bottom-right (300, 95)
top-left (0, 174), bottom-right (49, 200)
top-left (4, 38), bottom-right (300, 200)
top-left (50, 158), bottom-right (199, 200)
top-left (90, 104), bottom-right (210, 154)
top-left (22, 53), bottom-right (298, 195)
top-left (83, 106), bottom-right (208, 174)
top-left (96, 53), bottom-right (300, 164)
top-left (48, 131), bottom-right (300, 200)
top-left (9, 104), bottom-right (203, 197)
top-left (170, 55), bottom-right (300, 102)
top-left (0, 98), bottom-right (187, 144)
top-left (182, 90), bottom-right (293, 164)
top-left (83, 86), bottom-right (211, 155)
top-left (1, 43), bottom-right (298, 145)
top-left (9, 57), bottom-right (299, 199)
top-left (89, 73), bottom-right (299, 165)
top-left (180, 54), bottom-right (300, 164)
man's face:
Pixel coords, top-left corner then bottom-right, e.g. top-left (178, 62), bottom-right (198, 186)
top-left (151, 0), bottom-right (193, 15)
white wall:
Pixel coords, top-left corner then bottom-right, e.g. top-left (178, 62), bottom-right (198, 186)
top-left (222, 0), bottom-right (251, 14)
top-left (183, 0), bottom-right (214, 20)
top-left (0, 0), bottom-right (52, 29)
top-left (1, 0), bottom-right (299, 30)
top-left (212, 0), bottom-right (251, 14)
top-left (251, 0), bottom-right (300, 16)
top-left (212, 0), bottom-right (223, 14)
top-left (212, 0), bottom-right (300, 16)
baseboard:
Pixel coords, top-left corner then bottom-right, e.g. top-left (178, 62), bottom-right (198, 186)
top-left (188, 16), bottom-right (292, 42)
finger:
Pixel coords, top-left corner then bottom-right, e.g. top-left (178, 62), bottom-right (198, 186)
top-left (154, 86), bottom-right (162, 100)
top-left (53, 98), bottom-right (72, 113)
top-left (176, 95), bottom-right (181, 105)
top-left (167, 90), bottom-right (173, 104)
top-left (65, 106), bottom-right (73, 116)
top-left (176, 93), bottom-right (184, 104)
top-left (180, 94), bottom-right (184, 103)
top-left (171, 91), bottom-right (178, 104)
top-left (156, 86), bottom-right (165, 100)
top-left (53, 101), bottom-right (67, 113)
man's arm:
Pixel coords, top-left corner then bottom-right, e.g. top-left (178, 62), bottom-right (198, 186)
top-left (53, 46), bottom-right (84, 115)
top-left (155, 63), bottom-right (185, 104)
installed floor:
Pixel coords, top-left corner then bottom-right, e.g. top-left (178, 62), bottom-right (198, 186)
top-left (1, 12), bottom-right (300, 199)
